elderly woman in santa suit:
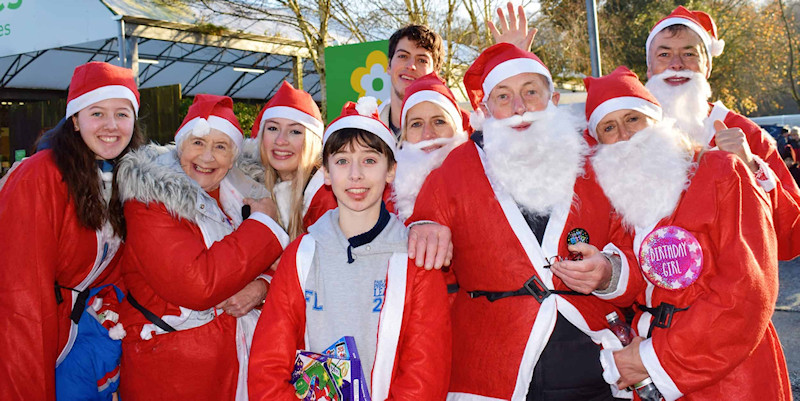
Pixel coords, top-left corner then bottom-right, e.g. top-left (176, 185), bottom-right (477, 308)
top-left (0, 61), bottom-right (143, 401)
top-left (393, 72), bottom-right (469, 221)
top-left (115, 94), bottom-right (287, 401)
top-left (585, 66), bottom-right (791, 400)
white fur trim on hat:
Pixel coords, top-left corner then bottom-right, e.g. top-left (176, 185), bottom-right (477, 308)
top-left (588, 97), bottom-right (663, 138)
top-left (66, 85), bottom-right (139, 118)
top-left (482, 58), bottom-right (553, 101)
top-left (259, 106), bottom-right (323, 138)
top-left (175, 116), bottom-right (243, 149)
top-left (400, 90), bottom-right (463, 133)
top-left (356, 96), bottom-right (379, 116)
top-left (324, 116), bottom-right (397, 155)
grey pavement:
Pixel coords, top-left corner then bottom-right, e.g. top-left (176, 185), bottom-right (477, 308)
top-left (775, 257), bottom-right (800, 398)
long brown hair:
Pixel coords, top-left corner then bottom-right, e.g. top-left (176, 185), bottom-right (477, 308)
top-left (51, 117), bottom-right (144, 238)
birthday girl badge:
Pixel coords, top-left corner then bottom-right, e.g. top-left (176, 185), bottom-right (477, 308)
top-left (638, 226), bottom-right (703, 290)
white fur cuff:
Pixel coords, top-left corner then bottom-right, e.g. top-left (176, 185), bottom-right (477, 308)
top-left (600, 348), bottom-right (621, 386)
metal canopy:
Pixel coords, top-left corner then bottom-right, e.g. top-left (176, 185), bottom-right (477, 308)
top-left (0, 0), bottom-right (324, 101)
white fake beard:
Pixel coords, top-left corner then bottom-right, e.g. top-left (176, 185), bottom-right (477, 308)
top-left (482, 104), bottom-right (588, 216)
top-left (591, 121), bottom-right (694, 230)
top-left (393, 134), bottom-right (467, 221)
top-left (645, 70), bottom-right (712, 144)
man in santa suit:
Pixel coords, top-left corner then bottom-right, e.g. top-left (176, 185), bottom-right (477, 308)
top-left (408, 43), bottom-right (633, 401)
top-left (644, 6), bottom-right (800, 259)
top-left (586, 66), bottom-right (791, 400)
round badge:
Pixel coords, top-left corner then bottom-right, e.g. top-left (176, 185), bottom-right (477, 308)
top-left (638, 226), bottom-right (703, 290)
top-left (566, 228), bottom-right (590, 245)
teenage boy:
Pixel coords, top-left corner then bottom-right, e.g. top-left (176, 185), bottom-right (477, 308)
top-left (248, 99), bottom-right (451, 401)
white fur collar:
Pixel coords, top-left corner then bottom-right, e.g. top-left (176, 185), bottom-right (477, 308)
top-left (235, 137), bottom-right (265, 184)
top-left (117, 143), bottom-right (211, 223)
top-left (482, 106), bottom-right (588, 215)
top-left (592, 122), bottom-right (694, 229)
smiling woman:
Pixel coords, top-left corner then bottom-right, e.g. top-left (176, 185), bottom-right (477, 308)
top-left (115, 94), bottom-right (288, 401)
top-left (0, 61), bottom-right (144, 400)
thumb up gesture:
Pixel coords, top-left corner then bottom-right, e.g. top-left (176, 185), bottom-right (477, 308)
top-left (714, 120), bottom-right (757, 172)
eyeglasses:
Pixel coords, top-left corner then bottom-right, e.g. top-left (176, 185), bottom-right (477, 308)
top-left (543, 252), bottom-right (584, 268)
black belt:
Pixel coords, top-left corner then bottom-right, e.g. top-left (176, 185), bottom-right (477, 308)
top-left (637, 302), bottom-right (689, 338)
top-left (54, 282), bottom-right (91, 325)
top-left (127, 291), bottom-right (177, 333)
top-left (469, 275), bottom-right (587, 303)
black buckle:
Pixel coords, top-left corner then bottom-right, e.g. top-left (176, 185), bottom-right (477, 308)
top-left (652, 303), bottom-right (677, 329)
top-left (522, 275), bottom-right (551, 304)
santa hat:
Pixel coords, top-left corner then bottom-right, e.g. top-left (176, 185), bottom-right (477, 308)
top-left (323, 97), bottom-right (397, 155)
top-left (400, 72), bottom-right (468, 134)
top-left (583, 66), bottom-right (662, 139)
top-left (463, 43), bottom-right (553, 111)
top-left (175, 94), bottom-right (243, 149)
top-left (66, 61), bottom-right (139, 118)
top-left (646, 6), bottom-right (725, 73)
top-left (251, 81), bottom-right (323, 139)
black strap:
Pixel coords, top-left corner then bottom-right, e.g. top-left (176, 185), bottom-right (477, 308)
top-left (637, 302), bottom-right (690, 338)
top-left (469, 275), bottom-right (587, 303)
top-left (54, 282), bottom-right (90, 324)
top-left (127, 291), bottom-right (177, 333)
top-left (447, 283), bottom-right (460, 294)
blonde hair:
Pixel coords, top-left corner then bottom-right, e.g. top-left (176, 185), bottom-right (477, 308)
top-left (260, 127), bottom-right (322, 240)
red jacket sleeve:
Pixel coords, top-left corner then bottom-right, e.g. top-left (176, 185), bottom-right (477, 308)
top-left (248, 238), bottom-right (307, 400)
top-left (303, 185), bottom-right (337, 230)
top-left (123, 200), bottom-right (283, 310)
top-left (652, 156), bottom-right (779, 394)
top-left (766, 175), bottom-right (800, 260)
top-left (388, 262), bottom-right (451, 400)
top-left (0, 158), bottom-right (63, 401)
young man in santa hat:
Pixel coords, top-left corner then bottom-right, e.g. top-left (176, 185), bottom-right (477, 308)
top-left (644, 6), bottom-right (800, 259)
top-left (585, 66), bottom-right (791, 401)
top-left (248, 100), bottom-right (450, 400)
top-left (408, 42), bottom-right (634, 401)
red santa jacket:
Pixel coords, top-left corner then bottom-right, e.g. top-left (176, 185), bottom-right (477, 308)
top-left (0, 150), bottom-right (123, 401)
top-left (115, 145), bottom-right (285, 400)
top-left (611, 150), bottom-right (790, 400)
top-left (248, 233), bottom-right (451, 401)
top-left (408, 141), bottom-right (628, 400)
top-left (706, 101), bottom-right (800, 259)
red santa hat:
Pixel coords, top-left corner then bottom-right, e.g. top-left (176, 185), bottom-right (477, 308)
top-left (400, 72), bottom-right (467, 134)
top-left (66, 61), bottom-right (139, 118)
top-left (463, 43), bottom-right (553, 111)
top-left (583, 66), bottom-right (662, 139)
top-left (323, 97), bottom-right (397, 155)
top-left (175, 94), bottom-right (243, 149)
top-left (251, 81), bottom-right (324, 139)
top-left (646, 6), bottom-right (725, 73)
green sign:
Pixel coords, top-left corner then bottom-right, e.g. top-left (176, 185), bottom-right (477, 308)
top-left (325, 40), bottom-right (390, 122)
top-left (14, 149), bottom-right (25, 162)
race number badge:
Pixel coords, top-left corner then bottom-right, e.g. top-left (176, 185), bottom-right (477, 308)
top-left (638, 226), bottom-right (703, 290)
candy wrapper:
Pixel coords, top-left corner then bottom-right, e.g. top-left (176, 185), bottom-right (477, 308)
top-left (291, 336), bottom-right (371, 401)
